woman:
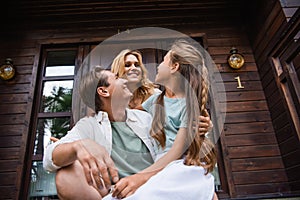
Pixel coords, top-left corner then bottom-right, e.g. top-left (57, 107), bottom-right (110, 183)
top-left (111, 49), bottom-right (158, 109)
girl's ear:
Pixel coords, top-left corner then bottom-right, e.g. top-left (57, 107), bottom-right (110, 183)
top-left (170, 62), bottom-right (180, 74)
top-left (97, 87), bottom-right (110, 97)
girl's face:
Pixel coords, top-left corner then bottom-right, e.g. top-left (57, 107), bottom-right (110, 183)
top-left (155, 51), bottom-right (172, 85)
top-left (123, 54), bottom-right (142, 85)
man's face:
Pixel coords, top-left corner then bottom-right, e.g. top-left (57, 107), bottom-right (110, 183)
top-left (104, 70), bottom-right (132, 103)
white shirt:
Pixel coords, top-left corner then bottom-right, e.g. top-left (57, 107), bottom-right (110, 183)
top-left (43, 108), bottom-right (156, 172)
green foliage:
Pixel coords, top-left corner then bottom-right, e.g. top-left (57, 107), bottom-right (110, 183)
top-left (43, 86), bottom-right (72, 139)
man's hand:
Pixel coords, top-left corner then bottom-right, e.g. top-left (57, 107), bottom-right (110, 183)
top-left (111, 172), bottom-right (150, 199)
top-left (193, 115), bottom-right (212, 136)
top-left (74, 139), bottom-right (119, 192)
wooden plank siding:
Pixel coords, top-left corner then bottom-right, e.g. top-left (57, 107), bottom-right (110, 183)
top-left (0, 0), bottom-right (298, 199)
top-left (246, 0), bottom-right (300, 196)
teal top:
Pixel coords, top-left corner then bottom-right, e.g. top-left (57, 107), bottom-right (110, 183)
top-left (142, 93), bottom-right (187, 157)
top-left (111, 122), bottom-right (153, 178)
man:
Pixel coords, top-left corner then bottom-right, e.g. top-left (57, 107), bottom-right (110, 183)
top-left (44, 66), bottom-right (158, 199)
top-left (43, 66), bottom-right (211, 199)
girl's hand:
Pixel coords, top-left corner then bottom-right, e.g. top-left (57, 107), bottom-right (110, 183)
top-left (112, 173), bottom-right (149, 199)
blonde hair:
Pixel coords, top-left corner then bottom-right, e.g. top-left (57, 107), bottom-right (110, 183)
top-left (150, 40), bottom-right (216, 173)
top-left (111, 49), bottom-right (155, 108)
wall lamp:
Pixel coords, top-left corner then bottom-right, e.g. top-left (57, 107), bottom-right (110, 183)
top-left (227, 47), bottom-right (245, 69)
top-left (0, 58), bottom-right (15, 81)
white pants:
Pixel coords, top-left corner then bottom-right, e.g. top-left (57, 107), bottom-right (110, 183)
top-left (104, 159), bottom-right (214, 200)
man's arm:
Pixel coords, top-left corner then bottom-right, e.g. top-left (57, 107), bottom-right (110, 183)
top-left (52, 139), bottom-right (119, 190)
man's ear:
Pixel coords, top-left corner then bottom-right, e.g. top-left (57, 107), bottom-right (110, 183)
top-left (97, 87), bottom-right (110, 97)
top-left (170, 62), bottom-right (180, 74)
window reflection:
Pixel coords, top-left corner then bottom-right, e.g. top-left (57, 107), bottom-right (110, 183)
top-left (29, 161), bottom-right (57, 199)
top-left (41, 81), bottom-right (73, 113)
top-left (33, 118), bottom-right (70, 156)
top-left (45, 65), bottom-right (75, 77)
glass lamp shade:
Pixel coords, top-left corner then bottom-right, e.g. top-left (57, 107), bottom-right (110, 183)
top-left (0, 58), bottom-right (15, 80)
top-left (228, 48), bottom-right (244, 69)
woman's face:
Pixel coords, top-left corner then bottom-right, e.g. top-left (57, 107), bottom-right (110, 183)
top-left (123, 54), bottom-right (142, 85)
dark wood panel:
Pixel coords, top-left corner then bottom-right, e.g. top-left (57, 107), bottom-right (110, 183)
top-left (0, 104), bottom-right (27, 114)
top-left (270, 99), bottom-right (286, 120)
top-left (207, 36), bottom-right (250, 47)
top-left (0, 172), bottom-right (17, 185)
top-left (275, 123), bottom-right (294, 144)
top-left (266, 89), bottom-right (282, 110)
top-left (223, 81), bottom-right (263, 92)
top-left (0, 114), bottom-right (26, 125)
top-left (4, 74), bottom-right (33, 84)
top-left (0, 148), bottom-right (20, 160)
top-left (226, 91), bottom-right (266, 102)
top-left (263, 78), bottom-right (280, 100)
top-left (225, 111), bottom-right (271, 123)
top-left (8, 56), bottom-right (34, 66)
top-left (0, 83), bottom-right (30, 94)
top-left (260, 64), bottom-right (277, 92)
top-left (233, 169), bottom-right (287, 185)
top-left (290, 180), bottom-right (300, 191)
top-left (273, 112), bottom-right (290, 130)
top-left (0, 47), bottom-right (36, 57)
top-left (286, 165), bottom-right (300, 182)
top-left (231, 157), bottom-right (284, 172)
top-left (214, 61), bottom-right (258, 72)
top-left (235, 182), bottom-right (290, 196)
top-left (221, 72), bottom-right (260, 82)
top-left (14, 65), bottom-right (34, 75)
top-left (216, 54), bottom-right (256, 65)
top-left (255, 10), bottom-right (286, 61)
top-left (225, 101), bottom-right (268, 113)
top-left (227, 145), bottom-right (281, 159)
top-left (0, 160), bottom-right (19, 172)
top-left (0, 125), bottom-right (24, 136)
top-left (209, 46), bottom-right (253, 55)
top-left (225, 133), bottom-right (277, 147)
top-left (0, 186), bottom-right (16, 199)
top-left (223, 122), bottom-right (274, 135)
top-left (0, 136), bottom-right (23, 147)
top-left (0, 93), bottom-right (28, 104)
top-left (279, 136), bottom-right (300, 156)
top-left (282, 149), bottom-right (300, 168)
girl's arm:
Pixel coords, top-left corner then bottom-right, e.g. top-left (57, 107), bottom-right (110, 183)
top-left (111, 127), bottom-right (187, 199)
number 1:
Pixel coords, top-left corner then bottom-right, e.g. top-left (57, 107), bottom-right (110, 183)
top-left (235, 76), bottom-right (244, 89)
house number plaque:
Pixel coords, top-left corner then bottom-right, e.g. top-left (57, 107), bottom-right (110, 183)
top-left (234, 76), bottom-right (244, 89)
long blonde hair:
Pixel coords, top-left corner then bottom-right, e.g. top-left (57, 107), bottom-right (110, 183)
top-left (111, 49), bottom-right (155, 108)
top-left (150, 40), bottom-right (216, 173)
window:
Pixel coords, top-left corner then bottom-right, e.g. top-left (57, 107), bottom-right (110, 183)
top-left (28, 48), bottom-right (77, 199)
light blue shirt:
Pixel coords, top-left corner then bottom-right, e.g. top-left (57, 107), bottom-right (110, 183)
top-left (111, 122), bottom-right (153, 178)
top-left (142, 93), bottom-right (187, 158)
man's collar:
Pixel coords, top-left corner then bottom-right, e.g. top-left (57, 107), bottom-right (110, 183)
top-left (95, 111), bottom-right (109, 123)
top-left (125, 108), bottom-right (138, 122)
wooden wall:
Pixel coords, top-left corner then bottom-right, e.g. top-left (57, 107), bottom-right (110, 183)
top-left (246, 0), bottom-right (300, 195)
top-left (0, 0), bottom-right (296, 199)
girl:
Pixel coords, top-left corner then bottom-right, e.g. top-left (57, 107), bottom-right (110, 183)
top-left (108, 40), bottom-right (217, 200)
